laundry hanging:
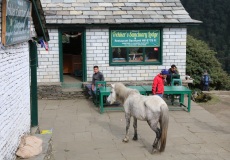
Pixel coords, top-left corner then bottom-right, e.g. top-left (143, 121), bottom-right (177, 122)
top-left (39, 39), bottom-right (49, 51)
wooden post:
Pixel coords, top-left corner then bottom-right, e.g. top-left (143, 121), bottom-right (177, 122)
top-left (2, 0), bottom-right (7, 45)
top-left (30, 41), bottom-right (38, 127)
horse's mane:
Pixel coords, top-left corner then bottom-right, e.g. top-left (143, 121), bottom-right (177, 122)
top-left (114, 83), bottom-right (139, 103)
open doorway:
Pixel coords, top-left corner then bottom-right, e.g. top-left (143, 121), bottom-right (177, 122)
top-left (62, 31), bottom-right (83, 83)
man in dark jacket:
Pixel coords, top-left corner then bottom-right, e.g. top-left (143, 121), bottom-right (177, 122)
top-left (152, 69), bottom-right (169, 98)
top-left (86, 66), bottom-right (104, 97)
top-left (166, 64), bottom-right (179, 85)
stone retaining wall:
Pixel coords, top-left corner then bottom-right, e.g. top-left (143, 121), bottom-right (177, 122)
top-left (38, 80), bottom-right (191, 100)
top-left (38, 83), bottom-right (85, 100)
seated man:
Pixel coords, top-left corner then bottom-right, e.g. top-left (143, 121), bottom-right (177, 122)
top-left (85, 66), bottom-right (104, 98)
top-left (166, 64), bottom-right (179, 86)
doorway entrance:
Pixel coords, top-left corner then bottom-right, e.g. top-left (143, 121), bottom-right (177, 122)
top-left (59, 29), bottom-right (86, 83)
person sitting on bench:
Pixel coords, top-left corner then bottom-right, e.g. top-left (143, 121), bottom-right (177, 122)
top-left (166, 64), bottom-right (179, 86)
top-left (85, 66), bottom-right (104, 98)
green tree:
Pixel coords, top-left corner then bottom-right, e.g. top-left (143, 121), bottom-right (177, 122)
top-left (181, 0), bottom-right (230, 74)
top-left (186, 35), bottom-right (230, 90)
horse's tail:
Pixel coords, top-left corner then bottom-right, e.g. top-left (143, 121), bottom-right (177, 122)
top-left (159, 104), bottom-right (169, 152)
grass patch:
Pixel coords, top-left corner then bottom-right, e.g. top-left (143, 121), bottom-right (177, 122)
top-left (198, 93), bottom-right (220, 107)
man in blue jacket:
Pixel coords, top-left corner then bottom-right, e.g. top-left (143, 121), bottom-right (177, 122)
top-left (201, 70), bottom-right (211, 91)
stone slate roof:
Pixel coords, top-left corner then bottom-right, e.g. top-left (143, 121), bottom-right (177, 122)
top-left (41, 0), bottom-right (201, 25)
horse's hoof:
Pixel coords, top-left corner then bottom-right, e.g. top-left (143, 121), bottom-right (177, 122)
top-left (132, 136), bottom-right (138, 141)
top-left (152, 148), bottom-right (158, 154)
top-left (122, 138), bottom-right (129, 143)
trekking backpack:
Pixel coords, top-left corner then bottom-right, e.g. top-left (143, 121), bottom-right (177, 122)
top-left (203, 75), bottom-right (209, 85)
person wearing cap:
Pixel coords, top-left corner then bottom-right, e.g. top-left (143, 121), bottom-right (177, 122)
top-left (152, 69), bottom-right (168, 98)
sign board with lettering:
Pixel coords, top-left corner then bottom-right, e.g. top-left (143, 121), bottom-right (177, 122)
top-left (2, 0), bottom-right (31, 46)
top-left (111, 30), bottom-right (160, 47)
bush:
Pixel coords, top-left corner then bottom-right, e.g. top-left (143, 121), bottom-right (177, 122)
top-left (194, 92), bottom-right (212, 103)
top-left (186, 35), bottom-right (230, 90)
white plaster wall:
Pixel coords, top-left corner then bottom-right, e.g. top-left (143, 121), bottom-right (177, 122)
top-left (0, 2), bottom-right (31, 158)
top-left (86, 27), bottom-right (187, 82)
top-left (37, 29), bottom-right (60, 83)
top-left (0, 43), bottom-right (31, 159)
top-left (37, 27), bottom-right (187, 83)
top-left (163, 27), bottom-right (187, 78)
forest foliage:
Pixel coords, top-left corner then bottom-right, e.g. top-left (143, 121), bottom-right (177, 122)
top-left (186, 35), bottom-right (230, 90)
top-left (181, 0), bottom-right (230, 74)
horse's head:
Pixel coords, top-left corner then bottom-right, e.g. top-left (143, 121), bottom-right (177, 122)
top-left (107, 84), bottom-right (116, 104)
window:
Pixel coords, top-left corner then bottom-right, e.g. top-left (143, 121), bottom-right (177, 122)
top-left (110, 29), bottom-right (162, 65)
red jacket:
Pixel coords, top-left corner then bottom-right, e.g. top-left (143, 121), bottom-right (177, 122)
top-left (152, 74), bottom-right (165, 94)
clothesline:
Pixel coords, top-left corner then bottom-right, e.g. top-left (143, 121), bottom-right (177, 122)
top-left (62, 32), bottom-right (82, 43)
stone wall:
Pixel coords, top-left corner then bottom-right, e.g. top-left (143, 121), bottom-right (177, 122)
top-left (37, 79), bottom-right (191, 100)
top-left (37, 83), bottom-right (85, 100)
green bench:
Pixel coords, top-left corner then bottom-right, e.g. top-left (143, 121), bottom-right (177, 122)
top-left (98, 85), bottom-right (192, 113)
top-left (98, 85), bottom-right (147, 113)
top-left (141, 85), bottom-right (192, 112)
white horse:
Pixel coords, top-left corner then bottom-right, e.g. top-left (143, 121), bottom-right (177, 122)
top-left (107, 83), bottom-right (169, 153)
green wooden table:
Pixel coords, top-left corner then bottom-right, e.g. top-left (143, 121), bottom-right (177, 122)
top-left (98, 87), bottom-right (123, 113)
top-left (98, 86), bottom-right (147, 113)
top-left (141, 85), bottom-right (192, 112)
top-left (127, 86), bottom-right (147, 95)
top-left (141, 85), bottom-right (152, 95)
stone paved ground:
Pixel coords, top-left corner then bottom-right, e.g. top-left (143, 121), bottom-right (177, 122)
top-left (199, 91), bottom-right (230, 124)
top-left (38, 98), bottom-right (230, 160)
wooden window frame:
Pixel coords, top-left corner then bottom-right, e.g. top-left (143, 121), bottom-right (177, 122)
top-left (109, 28), bottom-right (163, 66)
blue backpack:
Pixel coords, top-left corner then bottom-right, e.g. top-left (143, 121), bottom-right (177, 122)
top-left (203, 75), bottom-right (209, 85)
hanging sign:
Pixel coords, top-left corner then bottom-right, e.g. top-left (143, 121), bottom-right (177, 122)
top-left (111, 30), bottom-right (160, 47)
top-left (2, 0), bottom-right (31, 46)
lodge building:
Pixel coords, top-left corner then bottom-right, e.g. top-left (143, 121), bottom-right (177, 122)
top-left (38, 0), bottom-right (200, 98)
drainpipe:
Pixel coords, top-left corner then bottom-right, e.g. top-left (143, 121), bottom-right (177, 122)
top-left (29, 40), bottom-right (38, 127)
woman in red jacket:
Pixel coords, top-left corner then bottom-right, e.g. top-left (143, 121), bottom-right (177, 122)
top-left (152, 69), bottom-right (169, 98)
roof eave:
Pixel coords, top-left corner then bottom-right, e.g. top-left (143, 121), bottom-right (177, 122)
top-left (45, 21), bottom-right (202, 28)
top-left (31, 0), bottom-right (50, 42)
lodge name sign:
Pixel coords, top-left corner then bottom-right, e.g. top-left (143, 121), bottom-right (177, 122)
top-left (2, 0), bottom-right (31, 46)
top-left (111, 30), bottom-right (160, 47)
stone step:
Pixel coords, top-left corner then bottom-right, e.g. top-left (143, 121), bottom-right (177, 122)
top-left (62, 88), bottom-right (83, 92)
top-left (61, 88), bottom-right (86, 99)
top-left (38, 82), bottom-right (87, 100)
top-left (61, 84), bottom-right (86, 99)
top-left (61, 82), bottom-right (83, 89)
